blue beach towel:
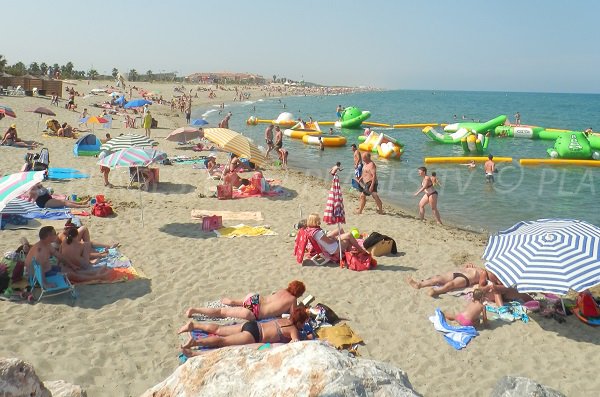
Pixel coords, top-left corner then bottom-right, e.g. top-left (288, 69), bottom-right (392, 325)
top-left (48, 168), bottom-right (90, 180)
top-left (429, 308), bottom-right (478, 350)
top-left (21, 210), bottom-right (72, 220)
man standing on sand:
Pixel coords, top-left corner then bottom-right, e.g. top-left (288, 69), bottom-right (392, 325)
top-left (484, 154), bottom-right (495, 183)
top-left (356, 152), bottom-right (384, 215)
top-left (264, 124), bottom-right (274, 158)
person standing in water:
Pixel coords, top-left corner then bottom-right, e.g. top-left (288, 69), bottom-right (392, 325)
top-left (415, 166), bottom-right (442, 224)
top-left (484, 154), bottom-right (496, 183)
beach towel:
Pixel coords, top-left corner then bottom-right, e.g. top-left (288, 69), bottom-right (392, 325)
top-left (316, 323), bottom-right (363, 350)
top-left (21, 210), bottom-right (72, 220)
top-left (486, 302), bottom-right (529, 323)
top-left (232, 187), bottom-right (284, 199)
top-left (48, 168), bottom-right (90, 180)
top-left (71, 249), bottom-right (145, 285)
top-left (191, 210), bottom-right (264, 221)
top-left (214, 224), bottom-right (277, 238)
top-left (429, 308), bottom-right (478, 350)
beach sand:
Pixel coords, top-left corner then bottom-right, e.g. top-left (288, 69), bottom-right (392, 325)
top-left (0, 81), bottom-right (598, 396)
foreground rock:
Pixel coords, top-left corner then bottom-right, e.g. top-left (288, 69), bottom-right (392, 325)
top-left (491, 376), bottom-right (565, 397)
top-left (0, 358), bottom-right (86, 397)
top-left (142, 341), bottom-right (421, 397)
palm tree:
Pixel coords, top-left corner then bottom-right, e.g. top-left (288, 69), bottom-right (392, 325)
top-left (111, 68), bottom-right (119, 79)
top-left (272, 74), bottom-right (277, 83)
top-left (146, 70), bottom-right (153, 82)
top-left (7, 62), bottom-right (26, 76)
top-left (0, 55), bottom-right (7, 72)
top-left (40, 63), bottom-right (48, 76)
top-left (29, 62), bottom-right (40, 76)
top-left (87, 69), bottom-right (99, 80)
top-left (128, 69), bottom-right (138, 82)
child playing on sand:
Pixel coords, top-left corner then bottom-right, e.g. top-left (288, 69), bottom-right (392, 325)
top-left (442, 289), bottom-right (487, 327)
top-left (330, 162), bottom-right (342, 176)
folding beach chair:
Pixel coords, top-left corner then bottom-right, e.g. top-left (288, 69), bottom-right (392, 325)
top-left (294, 228), bottom-right (339, 266)
top-left (29, 258), bottom-right (77, 302)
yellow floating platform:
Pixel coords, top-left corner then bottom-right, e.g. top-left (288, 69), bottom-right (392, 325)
top-left (425, 157), bottom-right (513, 164)
top-left (520, 158), bottom-right (600, 167)
top-left (393, 123), bottom-right (439, 129)
top-left (363, 121), bottom-right (391, 127)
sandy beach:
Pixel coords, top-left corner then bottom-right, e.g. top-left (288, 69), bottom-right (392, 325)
top-left (1, 80), bottom-right (599, 396)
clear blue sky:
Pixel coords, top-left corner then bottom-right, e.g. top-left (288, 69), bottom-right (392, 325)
top-left (4, 0), bottom-right (600, 93)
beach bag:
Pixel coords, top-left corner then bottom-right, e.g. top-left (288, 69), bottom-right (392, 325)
top-left (344, 251), bottom-right (376, 271)
top-left (92, 202), bottom-right (113, 217)
top-left (577, 291), bottom-right (600, 318)
top-left (363, 232), bottom-right (397, 255)
top-left (368, 239), bottom-right (394, 257)
top-left (201, 215), bottom-right (223, 231)
top-left (314, 303), bottom-right (340, 324)
top-left (217, 184), bottom-right (232, 200)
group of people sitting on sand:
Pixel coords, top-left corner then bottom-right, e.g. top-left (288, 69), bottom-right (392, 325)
top-left (45, 119), bottom-right (78, 138)
top-left (179, 280), bottom-right (309, 356)
top-left (22, 222), bottom-right (120, 287)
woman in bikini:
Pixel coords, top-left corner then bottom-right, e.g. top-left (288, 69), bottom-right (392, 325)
top-left (414, 166), bottom-right (442, 225)
top-left (59, 227), bottom-right (111, 281)
top-left (29, 183), bottom-right (90, 209)
top-left (179, 307), bottom-right (309, 356)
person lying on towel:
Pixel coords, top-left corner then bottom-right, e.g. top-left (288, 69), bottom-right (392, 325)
top-left (179, 307), bottom-right (309, 356)
top-left (185, 280), bottom-right (305, 321)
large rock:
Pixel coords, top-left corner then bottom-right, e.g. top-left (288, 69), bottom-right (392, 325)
top-left (0, 358), bottom-right (86, 397)
top-left (142, 341), bottom-right (421, 397)
top-left (490, 376), bottom-right (565, 397)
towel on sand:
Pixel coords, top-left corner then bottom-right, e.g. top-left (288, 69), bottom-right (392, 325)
top-left (429, 308), bottom-right (478, 350)
top-left (214, 224), bottom-right (277, 238)
top-left (48, 168), bottom-right (90, 180)
top-left (191, 209), bottom-right (264, 221)
top-left (71, 249), bottom-right (145, 285)
top-left (316, 323), bottom-right (363, 350)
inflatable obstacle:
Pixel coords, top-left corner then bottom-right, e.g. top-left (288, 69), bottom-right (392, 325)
top-left (423, 115), bottom-right (506, 145)
top-left (358, 131), bottom-right (403, 159)
top-left (520, 158), bottom-right (600, 167)
top-left (393, 123), bottom-right (440, 129)
top-left (302, 135), bottom-right (347, 147)
top-left (334, 107), bottom-right (371, 129)
top-left (283, 121), bottom-right (322, 139)
top-left (547, 131), bottom-right (600, 160)
top-left (247, 112), bottom-right (298, 127)
top-left (425, 156), bottom-right (513, 164)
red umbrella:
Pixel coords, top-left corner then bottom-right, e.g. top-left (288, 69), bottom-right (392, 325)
top-left (323, 174), bottom-right (346, 263)
top-left (0, 105), bottom-right (16, 118)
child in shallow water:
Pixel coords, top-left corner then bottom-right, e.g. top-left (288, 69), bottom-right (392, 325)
top-left (442, 289), bottom-right (488, 327)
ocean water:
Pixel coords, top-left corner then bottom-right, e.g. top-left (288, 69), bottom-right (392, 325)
top-left (193, 90), bottom-right (600, 233)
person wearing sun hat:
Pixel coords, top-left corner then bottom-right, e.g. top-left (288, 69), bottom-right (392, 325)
top-left (2, 123), bottom-right (35, 148)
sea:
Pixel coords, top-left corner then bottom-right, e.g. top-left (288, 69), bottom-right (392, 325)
top-left (192, 90), bottom-right (600, 234)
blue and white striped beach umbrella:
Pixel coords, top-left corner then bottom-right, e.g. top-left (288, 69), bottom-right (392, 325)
top-left (483, 219), bottom-right (600, 295)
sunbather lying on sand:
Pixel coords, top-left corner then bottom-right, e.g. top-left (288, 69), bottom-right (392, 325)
top-left (180, 307), bottom-right (309, 356)
top-left (29, 184), bottom-right (89, 209)
top-left (185, 280), bottom-right (305, 321)
top-left (406, 263), bottom-right (488, 297)
top-left (441, 289), bottom-right (487, 327)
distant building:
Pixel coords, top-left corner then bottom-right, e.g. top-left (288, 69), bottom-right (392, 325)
top-left (186, 72), bottom-right (266, 85)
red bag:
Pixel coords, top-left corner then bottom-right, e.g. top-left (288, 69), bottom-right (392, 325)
top-left (344, 251), bottom-right (377, 271)
top-left (217, 184), bottom-right (232, 200)
top-left (577, 291), bottom-right (600, 318)
top-left (92, 202), bottom-right (114, 217)
top-left (202, 215), bottom-right (223, 231)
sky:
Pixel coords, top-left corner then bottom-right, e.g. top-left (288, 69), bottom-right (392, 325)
top-left (4, 0), bottom-right (600, 93)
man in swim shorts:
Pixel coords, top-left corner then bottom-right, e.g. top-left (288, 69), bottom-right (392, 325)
top-left (264, 124), bottom-right (274, 158)
top-left (406, 263), bottom-right (488, 297)
top-left (484, 154), bottom-right (495, 183)
top-left (356, 152), bottom-right (384, 214)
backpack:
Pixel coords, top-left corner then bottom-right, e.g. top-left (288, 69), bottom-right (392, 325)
top-left (92, 202), bottom-right (113, 217)
top-left (344, 251), bottom-right (377, 271)
top-left (577, 291), bottom-right (600, 318)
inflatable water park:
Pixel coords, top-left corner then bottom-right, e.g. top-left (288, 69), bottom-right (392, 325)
top-left (246, 107), bottom-right (600, 166)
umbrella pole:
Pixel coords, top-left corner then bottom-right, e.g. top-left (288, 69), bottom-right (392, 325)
top-left (138, 166), bottom-right (144, 227)
top-left (337, 222), bottom-right (343, 268)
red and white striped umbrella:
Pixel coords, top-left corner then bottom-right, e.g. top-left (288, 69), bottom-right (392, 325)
top-left (323, 174), bottom-right (345, 225)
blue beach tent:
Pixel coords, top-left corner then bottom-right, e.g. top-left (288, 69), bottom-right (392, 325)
top-left (73, 133), bottom-right (102, 156)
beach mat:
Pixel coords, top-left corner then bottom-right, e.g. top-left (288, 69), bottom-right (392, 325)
top-left (214, 224), bottom-right (277, 238)
top-left (48, 168), bottom-right (90, 180)
top-left (71, 250), bottom-right (145, 285)
top-left (191, 210), bottom-right (263, 221)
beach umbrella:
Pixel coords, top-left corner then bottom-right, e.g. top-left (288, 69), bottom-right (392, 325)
top-left (203, 128), bottom-right (267, 166)
top-left (79, 116), bottom-right (108, 124)
top-left (27, 107), bottom-right (56, 116)
top-left (0, 105), bottom-right (17, 118)
top-left (100, 134), bottom-right (157, 153)
top-left (0, 198), bottom-right (40, 214)
top-left (483, 218), bottom-right (600, 295)
top-left (114, 96), bottom-right (126, 106)
top-left (323, 174), bottom-right (346, 262)
top-left (0, 171), bottom-right (46, 212)
top-left (166, 127), bottom-right (201, 143)
top-left (190, 118), bottom-right (209, 127)
top-left (124, 99), bottom-right (152, 109)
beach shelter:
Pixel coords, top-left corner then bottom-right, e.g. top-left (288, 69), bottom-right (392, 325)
top-left (73, 133), bottom-right (102, 157)
top-left (203, 128), bottom-right (267, 166)
top-left (483, 218), bottom-right (600, 295)
top-left (0, 171), bottom-right (46, 212)
top-left (323, 173), bottom-right (346, 262)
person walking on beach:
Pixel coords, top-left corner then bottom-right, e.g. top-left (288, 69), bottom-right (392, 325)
top-left (514, 112), bottom-right (521, 126)
top-left (484, 154), bottom-right (496, 183)
top-left (356, 152), bottom-right (384, 215)
top-left (143, 110), bottom-right (152, 138)
top-left (274, 126), bottom-right (283, 152)
top-left (415, 166), bottom-right (442, 224)
top-left (351, 143), bottom-right (363, 179)
top-left (264, 124), bottom-right (274, 158)
top-left (185, 103), bottom-right (191, 124)
top-left (185, 280), bottom-right (305, 321)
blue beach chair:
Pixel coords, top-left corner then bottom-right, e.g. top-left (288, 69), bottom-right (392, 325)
top-left (29, 258), bottom-right (77, 302)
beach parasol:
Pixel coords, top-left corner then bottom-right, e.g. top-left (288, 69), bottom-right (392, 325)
top-left (0, 198), bottom-right (40, 215)
top-left (27, 107), bottom-right (56, 131)
top-left (323, 173), bottom-right (346, 262)
top-left (483, 218), bottom-right (600, 295)
top-left (124, 99), bottom-right (152, 109)
top-left (166, 127), bottom-right (201, 143)
top-left (0, 171), bottom-right (46, 212)
top-left (190, 118), bottom-right (209, 127)
top-left (97, 147), bottom-right (167, 226)
top-left (79, 116), bottom-right (108, 131)
top-left (203, 128), bottom-right (267, 166)
top-left (0, 105), bottom-right (17, 118)
top-left (100, 134), bottom-right (157, 154)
